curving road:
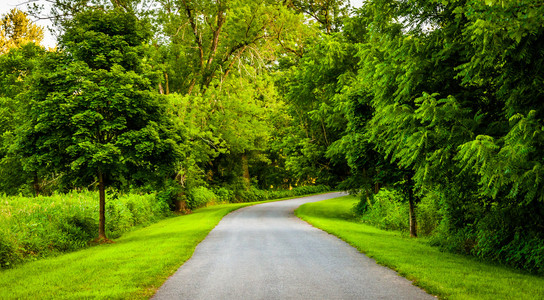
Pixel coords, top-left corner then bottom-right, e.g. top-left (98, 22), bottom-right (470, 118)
top-left (152, 192), bottom-right (434, 299)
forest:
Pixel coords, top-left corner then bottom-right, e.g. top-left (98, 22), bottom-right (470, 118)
top-left (0, 0), bottom-right (543, 275)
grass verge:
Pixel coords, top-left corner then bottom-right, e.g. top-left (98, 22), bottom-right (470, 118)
top-left (0, 202), bottom-right (255, 299)
top-left (295, 195), bottom-right (544, 300)
top-left (0, 192), bottom-right (331, 299)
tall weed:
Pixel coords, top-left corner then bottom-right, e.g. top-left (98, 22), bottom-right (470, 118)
top-left (0, 191), bottom-right (169, 269)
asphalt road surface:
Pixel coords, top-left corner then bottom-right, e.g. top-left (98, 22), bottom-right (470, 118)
top-left (152, 192), bottom-right (434, 299)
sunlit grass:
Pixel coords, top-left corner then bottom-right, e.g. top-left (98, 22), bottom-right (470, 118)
top-left (0, 192), bottom-right (330, 299)
top-left (0, 202), bottom-right (253, 299)
top-left (295, 195), bottom-right (544, 299)
top-left (0, 192), bottom-right (167, 268)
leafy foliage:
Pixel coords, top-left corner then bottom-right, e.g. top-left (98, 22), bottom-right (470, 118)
top-left (283, 0), bottom-right (544, 272)
top-left (2, 0), bottom-right (543, 275)
top-left (0, 8), bottom-right (43, 54)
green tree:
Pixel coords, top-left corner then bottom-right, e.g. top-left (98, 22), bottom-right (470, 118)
top-left (149, 0), bottom-right (311, 190)
top-left (154, 0), bottom-right (315, 95)
top-left (0, 9), bottom-right (46, 195)
top-left (0, 8), bottom-right (44, 54)
top-left (284, 0), bottom-right (348, 34)
top-left (350, 0), bottom-right (544, 268)
top-left (19, 8), bottom-right (181, 241)
top-left (279, 31), bottom-right (358, 187)
top-left (0, 43), bottom-right (45, 195)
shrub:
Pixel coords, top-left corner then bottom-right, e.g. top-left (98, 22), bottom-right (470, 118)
top-left (473, 205), bottom-right (544, 274)
top-left (358, 188), bottom-right (409, 232)
top-left (55, 214), bottom-right (97, 251)
top-left (213, 187), bottom-right (234, 203)
top-left (156, 181), bottom-right (184, 211)
top-left (233, 185), bottom-right (330, 203)
top-left (0, 232), bottom-right (20, 268)
top-left (186, 186), bottom-right (218, 209)
top-left (235, 186), bottom-right (266, 202)
top-left (416, 191), bottom-right (443, 236)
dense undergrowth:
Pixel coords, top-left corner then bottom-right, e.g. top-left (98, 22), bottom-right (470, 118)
top-left (355, 188), bottom-right (544, 275)
top-left (296, 196), bottom-right (544, 300)
top-left (180, 185), bottom-right (330, 209)
top-left (0, 191), bottom-right (168, 268)
top-left (0, 185), bottom-right (329, 269)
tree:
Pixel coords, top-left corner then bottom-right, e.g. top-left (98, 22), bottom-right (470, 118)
top-left (0, 42), bottom-right (45, 195)
top-left (278, 33), bottom-right (354, 187)
top-left (350, 0), bottom-right (544, 265)
top-left (455, 0), bottom-right (544, 204)
top-left (19, 8), bottom-right (182, 241)
top-left (149, 0), bottom-right (312, 189)
top-left (154, 0), bottom-right (315, 95)
top-left (284, 0), bottom-right (348, 34)
top-left (0, 8), bottom-right (43, 54)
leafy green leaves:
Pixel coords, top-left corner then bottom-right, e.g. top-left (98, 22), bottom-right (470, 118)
top-left (457, 111), bottom-right (544, 204)
top-left (18, 8), bottom-right (182, 190)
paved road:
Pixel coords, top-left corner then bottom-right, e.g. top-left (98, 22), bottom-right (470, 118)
top-left (152, 192), bottom-right (434, 299)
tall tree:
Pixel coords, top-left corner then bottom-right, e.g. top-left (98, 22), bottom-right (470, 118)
top-left (155, 0), bottom-right (314, 94)
top-left (279, 31), bottom-right (356, 186)
top-left (19, 8), bottom-right (182, 241)
top-left (0, 39), bottom-right (45, 195)
top-left (284, 0), bottom-right (348, 34)
top-left (353, 0), bottom-right (544, 259)
top-left (150, 0), bottom-right (313, 188)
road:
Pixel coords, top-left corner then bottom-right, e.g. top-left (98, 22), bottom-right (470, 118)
top-left (152, 192), bottom-right (434, 299)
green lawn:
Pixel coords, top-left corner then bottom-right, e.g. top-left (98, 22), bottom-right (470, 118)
top-left (295, 195), bottom-right (544, 299)
top-left (0, 202), bottom-right (256, 299)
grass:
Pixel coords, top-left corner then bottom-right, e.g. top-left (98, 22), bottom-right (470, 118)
top-left (0, 192), bottom-right (330, 299)
top-left (0, 201), bottom-right (255, 299)
top-left (0, 191), bottom-right (168, 268)
top-left (295, 195), bottom-right (544, 300)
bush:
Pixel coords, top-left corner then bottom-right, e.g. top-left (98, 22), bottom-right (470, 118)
top-left (55, 214), bottom-right (97, 251)
top-left (233, 185), bottom-right (330, 202)
top-left (235, 186), bottom-right (266, 202)
top-left (213, 187), bottom-right (234, 202)
top-left (428, 199), bottom-right (544, 275)
top-left (186, 186), bottom-right (218, 209)
top-left (156, 180), bottom-right (184, 211)
top-left (416, 191), bottom-right (443, 236)
top-left (358, 188), bottom-right (409, 232)
top-left (0, 232), bottom-right (20, 269)
top-left (473, 205), bottom-right (544, 274)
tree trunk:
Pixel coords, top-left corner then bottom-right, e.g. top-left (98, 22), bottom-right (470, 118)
top-left (98, 171), bottom-right (107, 240)
top-left (407, 187), bottom-right (417, 238)
top-left (165, 72), bottom-right (170, 95)
top-left (158, 82), bottom-right (164, 94)
top-left (242, 153), bottom-right (250, 190)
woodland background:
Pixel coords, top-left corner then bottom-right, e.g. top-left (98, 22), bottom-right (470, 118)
top-left (0, 0), bottom-right (543, 275)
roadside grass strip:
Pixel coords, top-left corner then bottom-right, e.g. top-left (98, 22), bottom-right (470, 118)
top-left (0, 202), bottom-right (254, 299)
top-left (295, 195), bottom-right (544, 300)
